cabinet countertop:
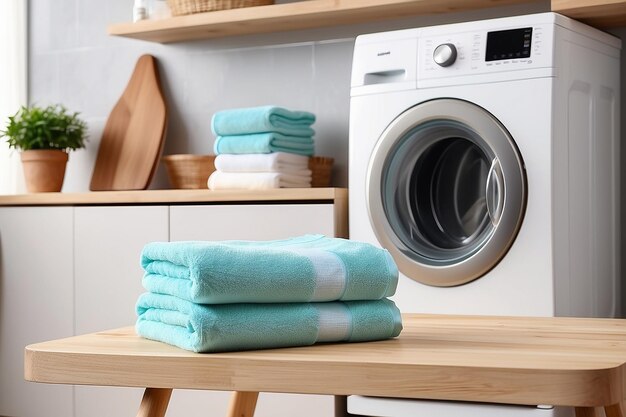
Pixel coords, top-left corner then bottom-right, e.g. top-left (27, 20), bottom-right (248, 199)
top-left (0, 188), bottom-right (347, 206)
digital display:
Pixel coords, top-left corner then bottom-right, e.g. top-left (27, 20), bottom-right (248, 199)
top-left (485, 27), bottom-right (532, 62)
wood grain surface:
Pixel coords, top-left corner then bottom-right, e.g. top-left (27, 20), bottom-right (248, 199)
top-left (25, 314), bottom-right (626, 408)
top-left (107, 0), bottom-right (544, 43)
top-left (90, 55), bottom-right (167, 191)
top-left (136, 388), bottom-right (172, 417)
top-left (226, 392), bottom-right (258, 417)
top-left (552, 0), bottom-right (626, 27)
top-left (0, 188), bottom-right (346, 206)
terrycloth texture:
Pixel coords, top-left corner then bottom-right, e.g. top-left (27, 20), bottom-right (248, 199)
top-left (214, 152), bottom-right (311, 174)
top-left (212, 106), bottom-right (316, 137)
top-left (214, 133), bottom-right (314, 156)
top-left (136, 292), bottom-right (402, 352)
top-left (141, 234), bottom-right (399, 304)
top-left (207, 171), bottom-right (312, 190)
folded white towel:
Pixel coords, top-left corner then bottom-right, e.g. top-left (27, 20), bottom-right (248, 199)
top-left (208, 171), bottom-right (312, 190)
top-left (214, 152), bottom-right (311, 175)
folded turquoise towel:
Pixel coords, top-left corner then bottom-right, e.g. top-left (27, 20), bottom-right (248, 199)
top-left (212, 106), bottom-right (316, 137)
top-left (136, 292), bottom-right (402, 352)
top-left (213, 133), bottom-right (314, 156)
top-left (141, 234), bottom-right (398, 304)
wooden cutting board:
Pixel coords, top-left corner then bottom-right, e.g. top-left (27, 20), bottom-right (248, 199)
top-left (90, 55), bottom-right (167, 191)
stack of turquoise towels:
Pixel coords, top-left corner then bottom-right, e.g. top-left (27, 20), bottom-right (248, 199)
top-left (135, 234), bottom-right (402, 353)
top-left (208, 106), bottom-right (316, 190)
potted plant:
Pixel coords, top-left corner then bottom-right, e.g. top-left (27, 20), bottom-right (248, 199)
top-left (0, 104), bottom-right (87, 192)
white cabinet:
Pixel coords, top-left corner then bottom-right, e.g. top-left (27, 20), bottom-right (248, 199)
top-left (74, 206), bottom-right (169, 333)
top-left (73, 206), bottom-right (169, 417)
top-left (170, 204), bottom-right (336, 240)
top-left (0, 207), bottom-right (74, 417)
top-left (0, 193), bottom-right (345, 417)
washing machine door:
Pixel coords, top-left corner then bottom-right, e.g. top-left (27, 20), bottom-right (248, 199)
top-left (367, 98), bottom-right (526, 287)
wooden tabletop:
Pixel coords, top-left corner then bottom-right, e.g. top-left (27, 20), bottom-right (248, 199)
top-left (25, 314), bottom-right (626, 409)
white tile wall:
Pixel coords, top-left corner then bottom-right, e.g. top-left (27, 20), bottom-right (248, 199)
top-left (30, 0), bottom-right (79, 54)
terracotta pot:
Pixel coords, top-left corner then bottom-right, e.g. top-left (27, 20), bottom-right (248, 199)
top-left (20, 150), bottom-right (69, 193)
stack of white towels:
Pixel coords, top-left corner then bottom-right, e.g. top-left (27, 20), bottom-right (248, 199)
top-left (208, 106), bottom-right (316, 190)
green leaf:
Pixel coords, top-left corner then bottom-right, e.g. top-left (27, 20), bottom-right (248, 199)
top-left (0, 104), bottom-right (88, 151)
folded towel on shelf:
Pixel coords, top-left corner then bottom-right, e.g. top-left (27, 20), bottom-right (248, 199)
top-left (214, 152), bottom-right (311, 174)
top-left (141, 234), bottom-right (399, 304)
top-left (212, 106), bottom-right (316, 137)
top-left (136, 292), bottom-right (402, 352)
top-left (214, 133), bottom-right (314, 156)
top-left (207, 171), bottom-right (311, 190)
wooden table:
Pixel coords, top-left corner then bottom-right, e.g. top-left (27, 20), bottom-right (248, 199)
top-left (25, 314), bottom-right (626, 417)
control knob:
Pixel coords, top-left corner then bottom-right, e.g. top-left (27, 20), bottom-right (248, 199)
top-left (433, 43), bottom-right (457, 67)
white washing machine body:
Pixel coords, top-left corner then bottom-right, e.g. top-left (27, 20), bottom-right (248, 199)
top-left (349, 12), bottom-right (621, 319)
top-left (349, 14), bottom-right (620, 416)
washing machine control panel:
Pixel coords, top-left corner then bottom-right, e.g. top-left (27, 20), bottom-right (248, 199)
top-left (418, 23), bottom-right (553, 82)
top-left (485, 27), bottom-right (533, 61)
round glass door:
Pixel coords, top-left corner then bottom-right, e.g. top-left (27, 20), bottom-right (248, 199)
top-left (367, 99), bottom-right (526, 286)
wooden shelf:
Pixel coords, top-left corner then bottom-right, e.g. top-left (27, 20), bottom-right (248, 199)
top-left (107, 0), bottom-right (543, 43)
top-left (551, 0), bottom-right (626, 27)
top-left (0, 188), bottom-right (347, 206)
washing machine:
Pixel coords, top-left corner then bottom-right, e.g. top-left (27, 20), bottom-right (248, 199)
top-left (347, 12), bottom-right (621, 417)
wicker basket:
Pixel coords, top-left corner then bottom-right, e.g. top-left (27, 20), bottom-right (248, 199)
top-left (309, 156), bottom-right (334, 187)
top-left (162, 154), bottom-right (216, 189)
top-left (167, 0), bottom-right (273, 15)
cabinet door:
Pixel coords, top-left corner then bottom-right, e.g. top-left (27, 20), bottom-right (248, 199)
top-left (73, 206), bottom-right (169, 417)
top-left (169, 203), bottom-right (336, 417)
top-left (170, 204), bottom-right (336, 240)
top-left (0, 207), bottom-right (74, 417)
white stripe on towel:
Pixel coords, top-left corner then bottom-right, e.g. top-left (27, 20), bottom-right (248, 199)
top-left (315, 303), bottom-right (351, 342)
top-left (286, 248), bottom-right (346, 302)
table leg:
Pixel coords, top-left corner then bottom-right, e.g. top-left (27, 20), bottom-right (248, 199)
top-left (136, 388), bottom-right (173, 417)
top-left (334, 395), bottom-right (348, 417)
top-left (575, 407), bottom-right (598, 417)
top-left (227, 391), bottom-right (259, 417)
top-left (605, 403), bottom-right (624, 417)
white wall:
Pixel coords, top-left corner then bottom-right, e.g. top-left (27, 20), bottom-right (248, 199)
top-left (0, 0), bottom-right (27, 194)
